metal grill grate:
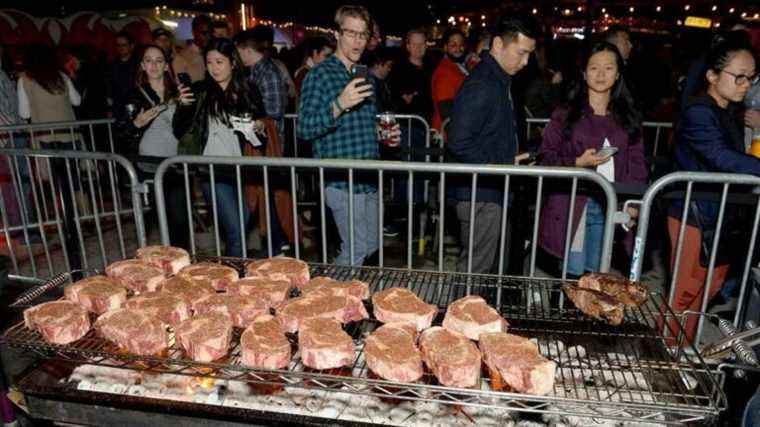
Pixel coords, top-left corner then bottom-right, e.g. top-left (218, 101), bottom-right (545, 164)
top-left (2, 259), bottom-right (726, 424)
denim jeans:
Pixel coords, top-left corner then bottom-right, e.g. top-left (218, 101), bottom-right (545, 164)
top-left (567, 198), bottom-right (604, 276)
top-left (201, 181), bottom-right (250, 258)
top-left (325, 186), bottom-right (379, 266)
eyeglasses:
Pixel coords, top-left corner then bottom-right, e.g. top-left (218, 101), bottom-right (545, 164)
top-left (721, 69), bottom-right (760, 86)
top-left (340, 28), bottom-right (370, 41)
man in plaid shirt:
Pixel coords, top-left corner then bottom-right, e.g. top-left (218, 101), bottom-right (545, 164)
top-left (298, 5), bottom-right (399, 266)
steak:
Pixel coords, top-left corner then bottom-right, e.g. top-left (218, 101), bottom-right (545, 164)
top-left (193, 293), bottom-right (269, 328)
top-left (578, 273), bottom-right (649, 306)
top-left (175, 312), bottom-right (233, 362)
top-left (158, 276), bottom-right (216, 311)
top-left (364, 323), bottom-right (423, 383)
top-left (227, 277), bottom-right (292, 307)
top-left (419, 326), bottom-right (481, 388)
top-left (276, 292), bottom-right (368, 333)
top-left (124, 291), bottom-right (191, 327)
top-left (300, 277), bottom-right (370, 300)
top-left (135, 245), bottom-right (191, 275)
top-left (442, 295), bottom-right (508, 341)
top-left (94, 308), bottom-right (168, 356)
top-left (24, 301), bottom-right (90, 345)
top-left (478, 332), bottom-right (556, 396)
top-left (563, 285), bottom-right (624, 326)
top-left (240, 314), bottom-right (291, 370)
top-left (178, 262), bottom-right (239, 291)
top-left (298, 318), bottom-right (355, 370)
top-left (245, 257), bottom-right (310, 288)
top-left (105, 259), bottom-right (165, 293)
top-left (64, 275), bottom-right (127, 314)
top-left (372, 287), bottom-right (437, 331)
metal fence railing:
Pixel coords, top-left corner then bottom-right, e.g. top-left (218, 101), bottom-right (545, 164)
top-left (630, 171), bottom-right (760, 349)
top-left (0, 118), bottom-right (118, 154)
top-left (0, 148), bottom-right (145, 284)
top-left (154, 156), bottom-right (618, 279)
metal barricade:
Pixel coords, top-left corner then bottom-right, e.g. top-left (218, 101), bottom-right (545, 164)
top-left (630, 171), bottom-right (760, 349)
top-left (0, 148), bottom-right (146, 284)
top-left (154, 156), bottom-right (617, 279)
top-left (0, 118), bottom-right (118, 154)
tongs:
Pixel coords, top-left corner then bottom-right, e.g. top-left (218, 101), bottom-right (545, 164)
top-left (700, 325), bottom-right (760, 365)
top-left (9, 269), bottom-right (96, 308)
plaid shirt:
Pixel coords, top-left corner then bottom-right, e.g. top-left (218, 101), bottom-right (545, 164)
top-left (297, 55), bottom-right (378, 191)
top-left (248, 58), bottom-right (287, 132)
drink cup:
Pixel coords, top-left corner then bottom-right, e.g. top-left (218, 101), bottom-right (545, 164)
top-left (378, 113), bottom-right (398, 147)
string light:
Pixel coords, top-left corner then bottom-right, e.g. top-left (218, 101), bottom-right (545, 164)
top-left (576, 6), bottom-right (583, 12)
top-left (532, 8), bottom-right (538, 15)
top-left (480, 14), bottom-right (486, 20)
top-left (712, 5), bottom-right (718, 12)
top-left (684, 5), bottom-right (690, 11)
top-left (656, 6), bottom-right (661, 12)
top-left (629, 6), bottom-right (634, 13)
top-left (742, 12), bottom-right (747, 17)
top-left (601, 8), bottom-right (606, 13)
top-left (729, 7), bottom-right (736, 13)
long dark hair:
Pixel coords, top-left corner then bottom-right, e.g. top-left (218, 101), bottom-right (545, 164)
top-left (136, 44), bottom-right (178, 101)
top-left (23, 43), bottom-right (65, 94)
top-left (202, 38), bottom-right (253, 124)
top-left (562, 42), bottom-right (641, 141)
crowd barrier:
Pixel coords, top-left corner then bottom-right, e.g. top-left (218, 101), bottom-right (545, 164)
top-left (0, 118), bottom-right (118, 154)
top-left (154, 156), bottom-right (618, 282)
top-left (0, 148), bottom-right (145, 284)
top-left (630, 171), bottom-right (760, 349)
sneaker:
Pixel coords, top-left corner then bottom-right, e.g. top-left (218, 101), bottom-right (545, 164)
top-left (383, 225), bottom-right (400, 238)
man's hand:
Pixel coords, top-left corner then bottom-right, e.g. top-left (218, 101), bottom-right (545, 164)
top-left (575, 148), bottom-right (612, 167)
top-left (745, 109), bottom-right (760, 130)
top-left (337, 78), bottom-right (373, 111)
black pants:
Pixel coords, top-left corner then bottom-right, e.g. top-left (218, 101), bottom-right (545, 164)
top-left (141, 169), bottom-right (191, 251)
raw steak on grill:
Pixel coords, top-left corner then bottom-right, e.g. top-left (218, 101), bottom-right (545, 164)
top-left (105, 259), bottom-right (165, 293)
top-left (240, 314), bottom-right (291, 369)
top-left (300, 277), bottom-right (370, 300)
top-left (158, 276), bottom-right (216, 311)
top-left (175, 312), bottom-right (233, 362)
top-left (298, 318), bottom-right (355, 370)
top-left (276, 292), bottom-right (368, 333)
top-left (419, 326), bottom-right (481, 388)
top-left (227, 277), bottom-right (292, 307)
top-left (94, 308), bottom-right (168, 356)
top-left (364, 323), bottom-right (423, 383)
top-left (563, 285), bottom-right (624, 326)
top-left (372, 287), bottom-right (437, 331)
top-left (578, 273), bottom-right (649, 306)
top-left (193, 293), bottom-right (269, 328)
top-left (442, 295), bottom-right (508, 341)
top-left (125, 292), bottom-right (191, 327)
top-left (478, 332), bottom-right (556, 395)
top-left (64, 275), bottom-right (127, 314)
top-left (245, 257), bottom-right (310, 288)
top-left (135, 245), bottom-right (191, 275)
top-left (24, 301), bottom-right (90, 345)
top-left (178, 262), bottom-right (239, 291)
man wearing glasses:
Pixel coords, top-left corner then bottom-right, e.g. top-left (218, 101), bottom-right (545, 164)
top-left (298, 5), bottom-right (399, 266)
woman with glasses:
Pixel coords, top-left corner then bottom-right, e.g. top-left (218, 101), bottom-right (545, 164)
top-left (667, 38), bottom-right (760, 345)
top-left (118, 44), bottom-right (190, 250)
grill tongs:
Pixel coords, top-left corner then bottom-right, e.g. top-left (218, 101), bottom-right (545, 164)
top-left (9, 270), bottom-right (95, 308)
top-left (700, 321), bottom-right (760, 366)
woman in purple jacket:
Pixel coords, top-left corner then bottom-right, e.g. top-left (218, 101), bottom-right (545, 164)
top-left (538, 42), bottom-right (647, 276)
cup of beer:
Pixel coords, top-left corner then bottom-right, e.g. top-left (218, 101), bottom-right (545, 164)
top-left (378, 112), bottom-right (398, 147)
top-left (751, 133), bottom-right (760, 158)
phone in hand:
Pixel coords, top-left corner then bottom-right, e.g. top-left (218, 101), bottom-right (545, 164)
top-left (177, 72), bottom-right (192, 88)
top-left (595, 146), bottom-right (619, 158)
top-left (351, 64), bottom-right (372, 88)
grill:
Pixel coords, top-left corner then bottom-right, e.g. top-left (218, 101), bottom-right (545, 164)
top-left (3, 259), bottom-right (727, 425)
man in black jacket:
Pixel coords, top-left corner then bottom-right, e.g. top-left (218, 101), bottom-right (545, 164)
top-left (448, 15), bottom-right (537, 274)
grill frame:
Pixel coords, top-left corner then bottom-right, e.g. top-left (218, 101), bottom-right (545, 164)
top-left (3, 259), bottom-right (727, 425)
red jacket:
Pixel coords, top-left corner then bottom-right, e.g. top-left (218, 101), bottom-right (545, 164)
top-left (431, 56), bottom-right (466, 131)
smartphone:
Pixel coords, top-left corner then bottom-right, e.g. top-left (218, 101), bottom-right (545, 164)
top-left (596, 146), bottom-right (619, 158)
top-left (352, 64), bottom-right (368, 79)
top-left (177, 72), bottom-right (192, 88)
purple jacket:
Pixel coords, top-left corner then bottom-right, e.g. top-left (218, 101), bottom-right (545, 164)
top-left (537, 108), bottom-right (647, 259)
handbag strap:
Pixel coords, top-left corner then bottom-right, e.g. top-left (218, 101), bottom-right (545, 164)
top-left (138, 86), bottom-right (157, 107)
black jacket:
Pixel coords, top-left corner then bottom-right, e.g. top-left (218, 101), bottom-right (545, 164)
top-left (388, 57), bottom-right (434, 121)
top-left (115, 83), bottom-right (165, 150)
top-left (448, 53), bottom-right (518, 203)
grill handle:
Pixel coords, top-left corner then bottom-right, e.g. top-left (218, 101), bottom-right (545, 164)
top-left (9, 270), bottom-right (92, 308)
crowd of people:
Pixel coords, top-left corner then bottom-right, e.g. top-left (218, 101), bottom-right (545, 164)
top-left (2, 5), bottom-right (760, 346)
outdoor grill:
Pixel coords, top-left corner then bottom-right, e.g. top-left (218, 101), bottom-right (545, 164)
top-left (2, 259), bottom-right (727, 426)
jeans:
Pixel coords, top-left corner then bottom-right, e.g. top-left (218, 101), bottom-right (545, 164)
top-left (325, 186), bottom-right (379, 266)
top-left (201, 181), bottom-right (250, 258)
top-left (567, 199), bottom-right (604, 276)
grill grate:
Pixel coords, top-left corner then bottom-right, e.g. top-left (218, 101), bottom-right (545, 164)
top-left (2, 259), bottom-right (726, 424)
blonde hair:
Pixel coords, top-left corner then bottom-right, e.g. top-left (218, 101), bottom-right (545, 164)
top-left (334, 5), bottom-right (371, 30)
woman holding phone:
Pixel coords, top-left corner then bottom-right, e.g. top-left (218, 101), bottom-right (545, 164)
top-left (538, 42), bottom-right (647, 276)
top-left (173, 38), bottom-right (266, 257)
